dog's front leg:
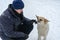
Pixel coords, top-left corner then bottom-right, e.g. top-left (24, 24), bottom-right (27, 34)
top-left (38, 37), bottom-right (41, 40)
top-left (43, 36), bottom-right (46, 40)
top-left (38, 35), bottom-right (41, 40)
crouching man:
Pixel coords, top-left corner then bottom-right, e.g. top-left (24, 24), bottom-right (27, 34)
top-left (0, 0), bottom-right (37, 40)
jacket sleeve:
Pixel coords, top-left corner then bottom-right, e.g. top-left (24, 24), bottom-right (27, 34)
top-left (0, 15), bottom-right (26, 38)
top-left (27, 22), bottom-right (33, 34)
top-left (23, 17), bottom-right (34, 34)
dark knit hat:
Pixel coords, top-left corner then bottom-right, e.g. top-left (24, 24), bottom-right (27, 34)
top-left (12, 0), bottom-right (24, 9)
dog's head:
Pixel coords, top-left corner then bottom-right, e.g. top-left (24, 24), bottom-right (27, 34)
top-left (36, 15), bottom-right (49, 24)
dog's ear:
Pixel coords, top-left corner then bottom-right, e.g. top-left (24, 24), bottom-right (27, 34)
top-left (36, 15), bottom-right (39, 19)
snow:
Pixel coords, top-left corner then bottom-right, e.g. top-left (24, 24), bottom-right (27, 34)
top-left (0, 0), bottom-right (60, 40)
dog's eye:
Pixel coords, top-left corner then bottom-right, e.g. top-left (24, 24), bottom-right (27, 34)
top-left (40, 19), bottom-right (43, 21)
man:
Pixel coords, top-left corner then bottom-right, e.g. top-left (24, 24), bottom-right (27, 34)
top-left (0, 0), bottom-right (37, 40)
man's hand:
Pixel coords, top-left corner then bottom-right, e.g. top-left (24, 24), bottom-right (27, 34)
top-left (31, 19), bottom-right (37, 24)
top-left (24, 34), bottom-right (29, 39)
top-left (19, 34), bottom-right (29, 39)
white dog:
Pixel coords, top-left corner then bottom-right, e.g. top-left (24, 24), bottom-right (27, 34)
top-left (36, 16), bottom-right (49, 40)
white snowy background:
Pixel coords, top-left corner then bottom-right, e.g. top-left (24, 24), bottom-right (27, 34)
top-left (0, 0), bottom-right (60, 40)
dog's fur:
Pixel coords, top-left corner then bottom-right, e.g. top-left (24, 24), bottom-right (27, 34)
top-left (36, 16), bottom-right (49, 40)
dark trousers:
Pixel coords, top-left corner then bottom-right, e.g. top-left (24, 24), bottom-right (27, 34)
top-left (10, 38), bottom-right (26, 40)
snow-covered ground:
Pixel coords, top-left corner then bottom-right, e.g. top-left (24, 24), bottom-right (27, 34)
top-left (0, 0), bottom-right (60, 40)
